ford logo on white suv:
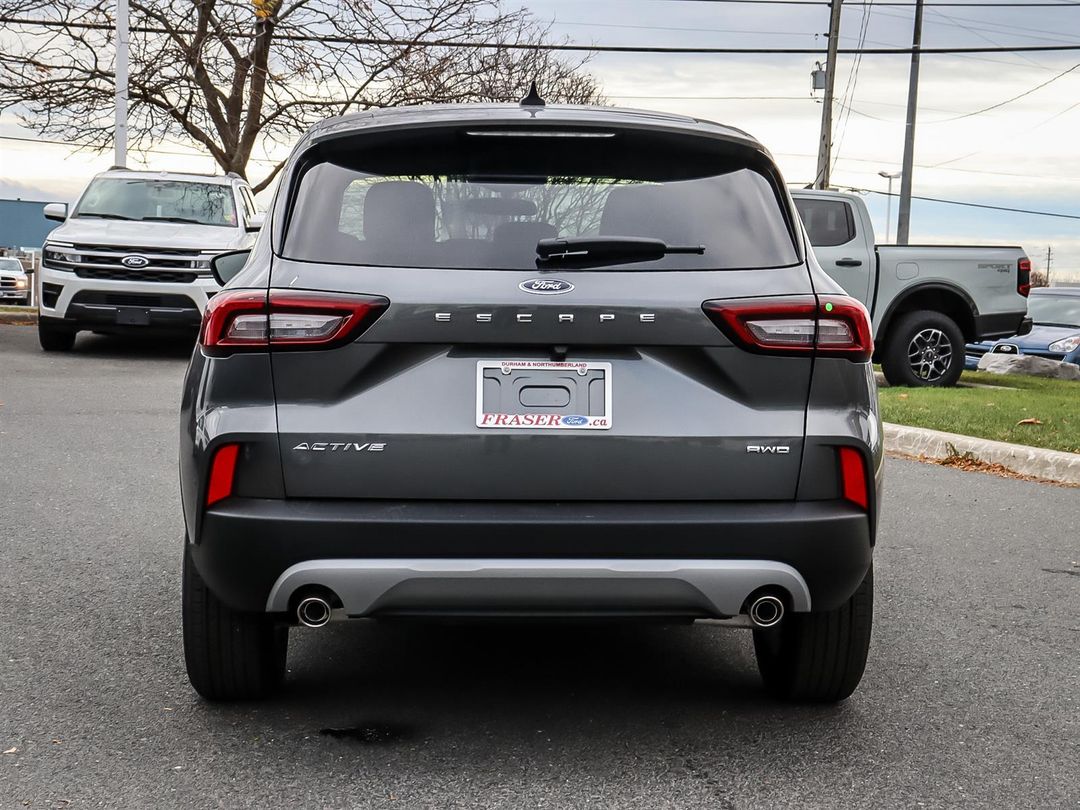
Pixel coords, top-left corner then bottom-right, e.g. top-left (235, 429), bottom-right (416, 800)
top-left (121, 255), bottom-right (150, 268)
top-left (519, 278), bottom-right (574, 295)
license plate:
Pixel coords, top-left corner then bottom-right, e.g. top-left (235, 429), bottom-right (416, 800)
top-left (116, 307), bottom-right (151, 326)
top-left (476, 360), bottom-right (612, 430)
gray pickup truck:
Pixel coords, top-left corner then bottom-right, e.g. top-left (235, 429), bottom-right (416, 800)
top-left (792, 189), bottom-right (1031, 386)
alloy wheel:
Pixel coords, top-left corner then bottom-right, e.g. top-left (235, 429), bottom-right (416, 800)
top-left (906, 327), bottom-right (954, 382)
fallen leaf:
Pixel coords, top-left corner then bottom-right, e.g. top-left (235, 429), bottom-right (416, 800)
top-left (2, 747), bottom-right (17, 754)
top-left (1016, 417), bottom-right (1043, 425)
top-left (898, 393), bottom-right (909, 400)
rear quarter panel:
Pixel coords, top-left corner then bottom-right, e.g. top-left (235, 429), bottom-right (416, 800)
top-left (874, 245), bottom-right (1027, 335)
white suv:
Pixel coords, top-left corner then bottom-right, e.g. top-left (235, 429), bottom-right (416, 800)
top-left (37, 169), bottom-right (263, 351)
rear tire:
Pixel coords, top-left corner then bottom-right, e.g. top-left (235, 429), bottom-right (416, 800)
top-left (880, 310), bottom-right (965, 387)
top-left (38, 319), bottom-right (76, 352)
top-left (182, 542), bottom-right (287, 701)
top-left (753, 566), bottom-right (873, 703)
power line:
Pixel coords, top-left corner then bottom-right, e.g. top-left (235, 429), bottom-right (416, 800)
top-left (860, 188), bottom-right (1080, 219)
top-left (4, 16), bottom-right (1080, 54)
top-left (781, 149), bottom-right (1080, 180)
top-left (931, 62), bottom-right (1080, 121)
top-left (832, 0), bottom-right (875, 171)
top-left (928, 97), bottom-right (1080, 166)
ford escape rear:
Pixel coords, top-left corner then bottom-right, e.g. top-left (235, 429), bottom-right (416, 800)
top-left (179, 100), bottom-right (882, 703)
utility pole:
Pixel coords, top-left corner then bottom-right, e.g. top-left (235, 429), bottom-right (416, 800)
top-left (814, 0), bottom-right (844, 189)
top-left (114, 0), bottom-right (129, 168)
top-left (896, 0), bottom-right (924, 245)
top-left (1046, 245), bottom-right (1053, 285)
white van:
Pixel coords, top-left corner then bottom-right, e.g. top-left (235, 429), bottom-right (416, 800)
top-left (37, 169), bottom-right (262, 351)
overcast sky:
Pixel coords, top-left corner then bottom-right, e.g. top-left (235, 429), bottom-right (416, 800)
top-left (2, 0), bottom-right (1079, 279)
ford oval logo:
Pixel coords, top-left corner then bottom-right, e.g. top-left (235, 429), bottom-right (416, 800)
top-left (519, 278), bottom-right (574, 295)
top-left (562, 415), bottom-right (589, 426)
top-left (121, 255), bottom-right (149, 268)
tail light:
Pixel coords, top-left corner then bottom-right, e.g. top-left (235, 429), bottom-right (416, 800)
top-left (206, 443), bottom-right (239, 506)
top-left (838, 446), bottom-right (869, 509)
top-left (200, 290), bottom-right (389, 353)
top-left (703, 294), bottom-right (873, 361)
top-left (1017, 258), bottom-right (1031, 297)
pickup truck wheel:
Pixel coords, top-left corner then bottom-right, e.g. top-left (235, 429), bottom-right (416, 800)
top-left (881, 310), bottom-right (965, 387)
top-left (752, 566), bottom-right (873, 703)
top-left (182, 542), bottom-right (287, 701)
top-left (38, 319), bottom-right (76, 352)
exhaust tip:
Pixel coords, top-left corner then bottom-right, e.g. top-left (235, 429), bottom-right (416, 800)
top-left (748, 594), bottom-right (785, 629)
top-left (296, 595), bottom-right (332, 628)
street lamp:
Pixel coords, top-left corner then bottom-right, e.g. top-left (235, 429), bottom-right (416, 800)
top-left (878, 171), bottom-right (901, 243)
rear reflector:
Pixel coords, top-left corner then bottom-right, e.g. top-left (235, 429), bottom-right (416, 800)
top-left (1017, 258), bottom-right (1031, 297)
top-left (703, 295), bottom-right (873, 361)
top-left (200, 290), bottom-right (389, 353)
top-left (206, 443), bottom-right (239, 506)
top-left (838, 446), bottom-right (869, 509)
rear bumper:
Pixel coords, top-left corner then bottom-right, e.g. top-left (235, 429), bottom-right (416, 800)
top-left (267, 558), bottom-right (812, 617)
top-left (191, 498), bottom-right (873, 615)
top-left (974, 311), bottom-right (1031, 341)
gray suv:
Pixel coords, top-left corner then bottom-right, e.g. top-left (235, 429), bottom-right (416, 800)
top-left (180, 99), bottom-right (882, 703)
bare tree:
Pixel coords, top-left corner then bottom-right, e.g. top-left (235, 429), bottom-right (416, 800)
top-left (0, 0), bottom-right (602, 191)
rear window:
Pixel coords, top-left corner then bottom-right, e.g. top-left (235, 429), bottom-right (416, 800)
top-left (1028, 293), bottom-right (1080, 327)
top-left (282, 128), bottom-right (799, 271)
top-left (794, 198), bottom-right (856, 247)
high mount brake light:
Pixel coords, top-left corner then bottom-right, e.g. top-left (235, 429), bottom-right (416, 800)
top-left (703, 295), bottom-right (874, 361)
top-left (200, 290), bottom-right (389, 353)
top-left (1017, 258), bottom-right (1031, 298)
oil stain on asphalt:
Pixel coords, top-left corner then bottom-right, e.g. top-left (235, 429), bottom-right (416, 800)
top-left (318, 724), bottom-right (413, 744)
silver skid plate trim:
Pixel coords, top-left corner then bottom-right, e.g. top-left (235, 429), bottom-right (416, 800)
top-left (265, 559), bottom-right (812, 617)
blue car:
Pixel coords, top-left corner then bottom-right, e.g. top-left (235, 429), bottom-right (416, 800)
top-left (966, 287), bottom-right (1080, 369)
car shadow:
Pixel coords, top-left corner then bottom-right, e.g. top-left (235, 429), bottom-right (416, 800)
top-left (72, 331), bottom-right (196, 360)
top-left (187, 620), bottom-right (863, 750)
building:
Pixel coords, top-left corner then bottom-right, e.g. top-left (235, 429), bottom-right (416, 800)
top-left (0, 198), bottom-right (62, 251)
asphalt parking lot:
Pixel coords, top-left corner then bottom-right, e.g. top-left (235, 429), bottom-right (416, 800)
top-left (1, 324), bottom-right (1078, 809)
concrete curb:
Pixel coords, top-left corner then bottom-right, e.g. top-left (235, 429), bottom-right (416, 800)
top-left (0, 309), bottom-right (37, 325)
top-left (884, 422), bottom-right (1080, 485)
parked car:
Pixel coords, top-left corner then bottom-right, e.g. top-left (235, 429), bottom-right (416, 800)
top-left (180, 100), bottom-right (881, 704)
top-left (965, 286), bottom-right (1080, 369)
top-left (792, 189), bottom-right (1031, 387)
top-left (37, 169), bottom-right (263, 351)
top-left (0, 256), bottom-right (30, 306)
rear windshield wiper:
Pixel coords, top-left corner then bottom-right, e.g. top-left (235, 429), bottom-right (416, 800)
top-left (140, 216), bottom-right (204, 224)
top-left (537, 236), bottom-right (705, 267)
top-left (76, 212), bottom-right (134, 220)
